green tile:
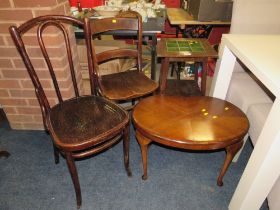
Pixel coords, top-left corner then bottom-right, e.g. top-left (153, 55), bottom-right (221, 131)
top-left (167, 47), bottom-right (180, 52)
top-left (166, 43), bottom-right (178, 47)
top-left (179, 47), bottom-right (191, 51)
top-left (191, 48), bottom-right (204, 52)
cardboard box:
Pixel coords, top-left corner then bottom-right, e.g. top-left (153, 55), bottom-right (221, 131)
top-left (77, 39), bottom-right (136, 79)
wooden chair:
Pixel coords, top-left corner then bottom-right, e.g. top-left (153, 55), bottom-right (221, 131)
top-left (9, 15), bottom-right (131, 208)
top-left (84, 11), bottom-right (158, 109)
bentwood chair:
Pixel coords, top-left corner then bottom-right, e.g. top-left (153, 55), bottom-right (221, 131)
top-left (9, 15), bottom-right (131, 208)
top-left (84, 11), bottom-right (158, 109)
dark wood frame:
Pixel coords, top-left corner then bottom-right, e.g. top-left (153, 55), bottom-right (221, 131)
top-left (9, 15), bottom-right (131, 208)
top-left (84, 11), bottom-right (158, 107)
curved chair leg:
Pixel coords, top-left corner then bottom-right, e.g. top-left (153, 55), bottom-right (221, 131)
top-left (123, 124), bottom-right (132, 177)
top-left (217, 140), bottom-right (243, 186)
top-left (53, 143), bottom-right (59, 164)
top-left (0, 150), bottom-right (10, 159)
top-left (135, 130), bottom-right (151, 180)
top-left (65, 152), bottom-right (81, 208)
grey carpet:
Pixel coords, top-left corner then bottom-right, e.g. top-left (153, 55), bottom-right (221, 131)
top-left (0, 121), bottom-right (268, 210)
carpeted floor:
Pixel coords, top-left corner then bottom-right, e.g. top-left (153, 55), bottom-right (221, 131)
top-left (0, 120), bottom-right (268, 210)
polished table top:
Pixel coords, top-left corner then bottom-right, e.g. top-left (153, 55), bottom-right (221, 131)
top-left (133, 95), bottom-right (249, 150)
top-left (133, 95), bottom-right (249, 185)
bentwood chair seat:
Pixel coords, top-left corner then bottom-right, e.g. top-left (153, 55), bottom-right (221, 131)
top-left (9, 15), bottom-right (131, 208)
top-left (99, 70), bottom-right (158, 101)
top-left (84, 11), bottom-right (158, 107)
top-left (49, 96), bottom-right (128, 151)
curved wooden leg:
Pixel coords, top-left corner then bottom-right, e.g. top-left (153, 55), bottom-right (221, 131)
top-left (123, 124), bottom-right (132, 177)
top-left (53, 143), bottom-right (59, 164)
top-left (65, 152), bottom-right (81, 208)
top-left (136, 130), bottom-right (151, 180)
top-left (217, 141), bottom-right (244, 186)
top-left (0, 150), bottom-right (10, 159)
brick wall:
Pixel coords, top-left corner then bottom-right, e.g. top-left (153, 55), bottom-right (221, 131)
top-left (0, 0), bottom-right (83, 130)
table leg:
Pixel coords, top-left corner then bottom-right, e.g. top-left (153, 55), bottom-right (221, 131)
top-left (217, 141), bottom-right (243, 186)
top-left (150, 34), bottom-right (157, 81)
top-left (0, 150), bottom-right (10, 158)
top-left (136, 130), bottom-right (151, 180)
top-left (123, 124), bottom-right (132, 177)
top-left (159, 57), bottom-right (170, 94)
top-left (201, 58), bottom-right (208, 96)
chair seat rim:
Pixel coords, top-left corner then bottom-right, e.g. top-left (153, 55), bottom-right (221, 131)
top-left (47, 95), bottom-right (129, 151)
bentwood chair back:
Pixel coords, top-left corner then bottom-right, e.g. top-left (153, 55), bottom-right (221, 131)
top-left (84, 11), bottom-right (158, 109)
top-left (9, 15), bottom-right (131, 208)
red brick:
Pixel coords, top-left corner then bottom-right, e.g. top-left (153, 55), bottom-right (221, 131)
top-left (36, 70), bottom-right (51, 79)
top-left (13, 0), bottom-right (57, 7)
top-left (4, 36), bottom-right (16, 46)
top-left (57, 76), bottom-right (72, 89)
top-left (9, 89), bottom-right (36, 98)
top-left (51, 56), bottom-right (68, 68)
top-left (0, 47), bottom-right (19, 57)
top-left (0, 98), bottom-right (27, 106)
top-left (44, 90), bottom-right (59, 98)
top-left (0, 0), bottom-right (11, 8)
top-left (22, 34), bottom-right (64, 47)
top-left (26, 47), bottom-right (43, 58)
top-left (26, 25), bottom-right (60, 34)
top-left (0, 10), bottom-right (33, 21)
top-left (27, 98), bottom-right (40, 106)
top-left (17, 107), bottom-right (41, 115)
top-left (33, 114), bottom-right (43, 122)
top-left (3, 107), bottom-right (17, 114)
top-left (0, 89), bottom-right (9, 97)
top-left (64, 2), bottom-right (71, 15)
top-left (22, 122), bottom-right (44, 130)
top-left (35, 88), bottom-right (74, 100)
top-left (10, 123), bottom-right (24, 130)
top-left (0, 23), bottom-right (13, 34)
top-left (0, 36), bottom-right (5, 45)
top-left (38, 69), bottom-right (68, 79)
top-left (0, 59), bottom-right (13, 68)
top-left (57, 0), bottom-right (68, 4)
top-left (26, 46), bottom-right (66, 58)
top-left (6, 114), bottom-right (34, 123)
top-left (1, 69), bottom-right (29, 79)
top-left (13, 58), bottom-right (46, 69)
top-left (0, 79), bottom-right (21, 88)
top-left (20, 79), bottom-right (52, 89)
top-left (27, 98), bottom-right (57, 107)
top-left (33, 4), bottom-right (65, 17)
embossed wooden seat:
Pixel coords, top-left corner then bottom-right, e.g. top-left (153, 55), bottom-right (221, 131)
top-left (9, 15), bottom-right (131, 208)
top-left (84, 11), bottom-right (158, 108)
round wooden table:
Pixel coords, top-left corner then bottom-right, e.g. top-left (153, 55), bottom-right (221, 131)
top-left (132, 95), bottom-right (249, 186)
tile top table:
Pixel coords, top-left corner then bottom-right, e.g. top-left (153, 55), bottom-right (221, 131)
top-left (157, 38), bottom-right (218, 95)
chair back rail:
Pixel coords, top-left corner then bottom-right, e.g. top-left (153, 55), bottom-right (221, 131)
top-left (96, 49), bottom-right (138, 64)
top-left (9, 15), bottom-right (86, 129)
top-left (84, 11), bottom-right (143, 95)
